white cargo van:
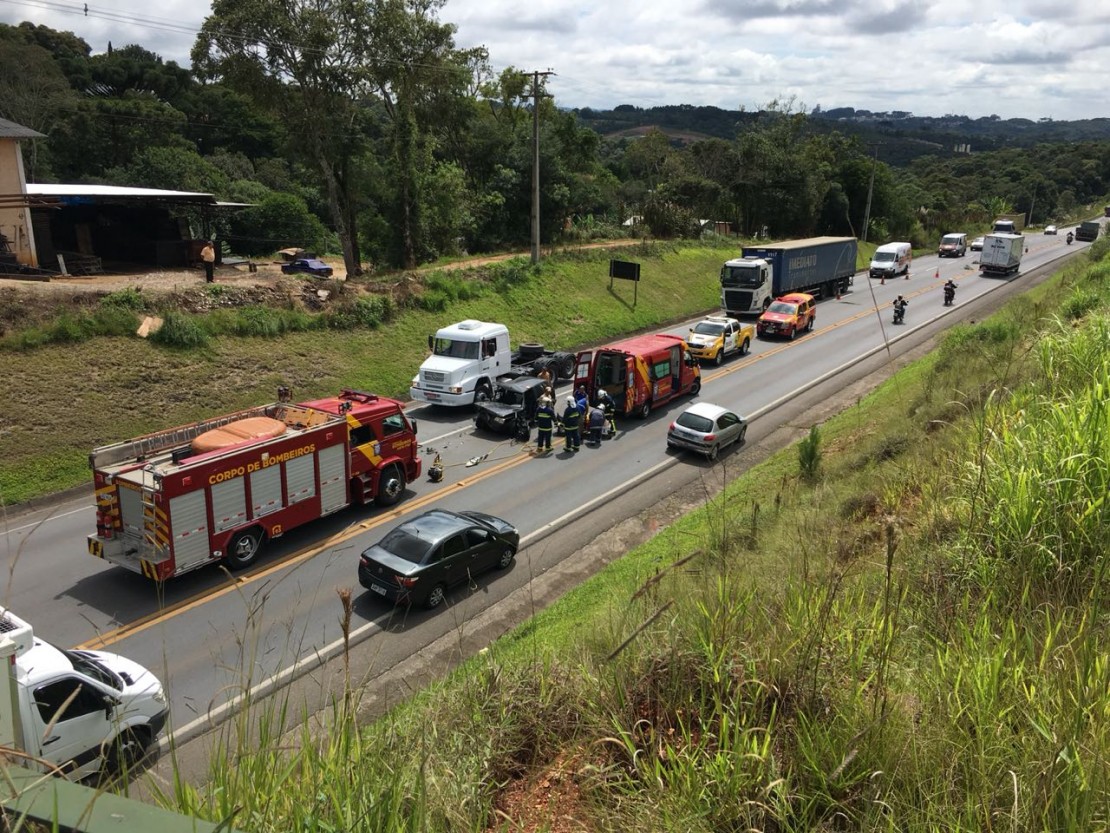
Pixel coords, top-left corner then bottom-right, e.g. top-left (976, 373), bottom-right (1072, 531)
top-left (869, 242), bottom-right (912, 279)
top-left (0, 607), bottom-right (168, 779)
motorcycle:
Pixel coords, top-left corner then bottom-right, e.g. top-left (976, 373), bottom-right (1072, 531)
top-left (943, 284), bottom-right (956, 306)
top-left (893, 303), bottom-right (906, 325)
top-left (1066, 232), bottom-right (1074, 245)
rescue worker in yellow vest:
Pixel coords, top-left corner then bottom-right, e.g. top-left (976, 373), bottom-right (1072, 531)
top-left (561, 396), bottom-right (581, 452)
top-left (534, 396), bottom-right (555, 454)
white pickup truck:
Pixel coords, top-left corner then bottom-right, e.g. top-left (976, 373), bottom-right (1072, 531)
top-left (0, 607), bottom-right (168, 779)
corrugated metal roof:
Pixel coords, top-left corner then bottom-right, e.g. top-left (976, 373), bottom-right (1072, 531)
top-left (0, 117), bottom-right (45, 139)
top-left (26, 183), bottom-right (216, 201)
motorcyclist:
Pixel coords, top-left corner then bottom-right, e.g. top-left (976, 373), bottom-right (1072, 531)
top-left (893, 295), bottom-right (907, 324)
top-left (1066, 231), bottom-right (1074, 245)
top-left (943, 280), bottom-right (957, 305)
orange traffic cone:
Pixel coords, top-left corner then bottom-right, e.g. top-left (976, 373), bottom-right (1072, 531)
top-left (934, 268), bottom-right (940, 279)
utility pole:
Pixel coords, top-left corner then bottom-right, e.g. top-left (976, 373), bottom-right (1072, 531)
top-left (861, 143), bottom-right (880, 244)
top-left (530, 70), bottom-right (554, 265)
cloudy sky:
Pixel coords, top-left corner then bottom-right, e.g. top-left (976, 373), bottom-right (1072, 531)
top-left (2, 0), bottom-right (1107, 121)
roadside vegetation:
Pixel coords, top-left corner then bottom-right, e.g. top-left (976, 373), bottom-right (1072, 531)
top-left (150, 240), bottom-right (1110, 829)
top-left (0, 240), bottom-right (878, 506)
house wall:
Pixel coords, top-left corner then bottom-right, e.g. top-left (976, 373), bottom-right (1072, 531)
top-left (0, 138), bottom-right (38, 267)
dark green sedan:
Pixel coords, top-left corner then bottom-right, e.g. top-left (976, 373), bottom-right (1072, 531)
top-left (358, 509), bottom-right (519, 609)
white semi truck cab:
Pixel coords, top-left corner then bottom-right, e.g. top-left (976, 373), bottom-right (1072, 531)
top-left (410, 320), bottom-right (513, 406)
top-left (0, 607), bottom-right (168, 780)
top-left (720, 257), bottom-right (773, 314)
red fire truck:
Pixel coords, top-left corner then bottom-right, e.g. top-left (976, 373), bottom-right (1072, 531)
top-left (574, 333), bottom-right (701, 419)
top-left (87, 388), bottom-right (422, 580)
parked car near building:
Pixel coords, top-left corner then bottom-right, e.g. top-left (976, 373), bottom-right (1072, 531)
top-left (281, 257), bottom-right (334, 277)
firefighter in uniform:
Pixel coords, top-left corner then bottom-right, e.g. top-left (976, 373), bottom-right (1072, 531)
top-left (597, 389), bottom-right (617, 437)
top-left (534, 396), bottom-right (555, 454)
top-left (561, 396), bottom-right (581, 452)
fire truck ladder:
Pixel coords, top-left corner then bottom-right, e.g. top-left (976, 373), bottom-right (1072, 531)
top-left (91, 406), bottom-right (272, 468)
top-left (140, 488), bottom-right (169, 563)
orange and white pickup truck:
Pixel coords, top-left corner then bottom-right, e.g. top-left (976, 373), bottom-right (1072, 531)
top-left (756, 292), bottom-right (816, 340)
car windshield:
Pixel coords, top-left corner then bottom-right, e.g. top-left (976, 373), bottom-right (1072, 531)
top-left (62, 648), bottom-right (123, 690)
top-left (692, 322), bottom-right (725, 336)
top-left (873, 252), bottom-right (896, 262)
top-left (942, 236), bottom-right (961, 245)
top-left (497, 387), bottom-right (525, 406)
top-left (767, 302), bottom-right (797, 315)
top-left (377, 528), bottom-right (435, 563)
top-left (676, 412), bottom-right (714, 433)
top-left (432, 338), bottom-right (479, 360)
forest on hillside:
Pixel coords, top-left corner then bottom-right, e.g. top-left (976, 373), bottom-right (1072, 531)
top-left (3, 9), bottom-right (1110, 273)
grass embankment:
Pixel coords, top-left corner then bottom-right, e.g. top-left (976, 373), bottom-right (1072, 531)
top-left (155, 239), bottom-right (1110, 830)
top-left (0, 239), bottom-right (766, 506)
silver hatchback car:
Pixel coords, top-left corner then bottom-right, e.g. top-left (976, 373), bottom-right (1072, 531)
top-left (667, 402), bottom-right (748, 461)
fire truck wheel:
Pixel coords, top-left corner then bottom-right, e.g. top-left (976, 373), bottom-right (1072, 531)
top-left (227, 528), bottom-right (264, 569)
top-left (376, 465), bottom-right (406, 507)
top-left (424, 583), bottom-right (447, 609)
top-left (638, 402), bottom-right (651, 419)
top-left (691, 378), bottom-right (701, 396)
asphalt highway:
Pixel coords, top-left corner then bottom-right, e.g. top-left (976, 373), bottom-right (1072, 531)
top-left (0, 226), bottom-right (1091, 754)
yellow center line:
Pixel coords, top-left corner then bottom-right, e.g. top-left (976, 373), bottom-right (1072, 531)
top-left (80, 280), bottom-right (945, 649)
top-left (78, 446), bottom-right (537, 649)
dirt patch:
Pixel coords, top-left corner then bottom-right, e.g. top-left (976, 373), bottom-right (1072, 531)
top-left (490, 753), bottom-right (594, 833)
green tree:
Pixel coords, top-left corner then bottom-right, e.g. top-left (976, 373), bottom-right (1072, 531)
top-left (228, 191), bottom-right (328, 256)
top-left (0, 38), bottom-right (77, 180)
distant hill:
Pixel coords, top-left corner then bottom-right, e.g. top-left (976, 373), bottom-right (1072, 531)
top-left (573, 104), bottom-right (1110, 167)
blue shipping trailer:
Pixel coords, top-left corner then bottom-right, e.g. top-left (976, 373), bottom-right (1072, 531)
top-left (721, 236), bottom-right (858, 315)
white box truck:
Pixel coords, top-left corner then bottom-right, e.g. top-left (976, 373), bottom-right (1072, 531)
top-left (0, 607), bottom-right (168, 779)
top-left (979, 233), bottom-right (1024, 277)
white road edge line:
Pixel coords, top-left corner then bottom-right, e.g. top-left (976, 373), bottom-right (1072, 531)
top-left (160, 328), bottom-right (919, 750)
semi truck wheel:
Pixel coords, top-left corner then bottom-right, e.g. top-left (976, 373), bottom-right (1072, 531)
top-left (376, 465), bottom-right (406, 507)
top-left (552, 352), bottom-right (576, 380)
top-left (474, 381), bottom-right (492, 403)
top-left (227, 528), bottom-right (264, 569)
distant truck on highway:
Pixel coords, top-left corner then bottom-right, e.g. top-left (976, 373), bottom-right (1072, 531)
top-left (410, 320), bottom-right (575, 406)
top-left (720, 236), bottom-right (857, 316)
top-left (1075, 221), bottom-right (1101, 242)
top-left (979, 233), bottom-right (1025, 277)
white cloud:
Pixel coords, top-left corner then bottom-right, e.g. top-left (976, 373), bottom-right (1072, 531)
top-left (1, 0), bottom-right (1107, 119)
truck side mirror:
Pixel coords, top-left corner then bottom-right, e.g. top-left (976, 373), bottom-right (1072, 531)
top-left (427, 335), bottom-right (433, 350)
top-left (409, 418), bottom-right (417, 435)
